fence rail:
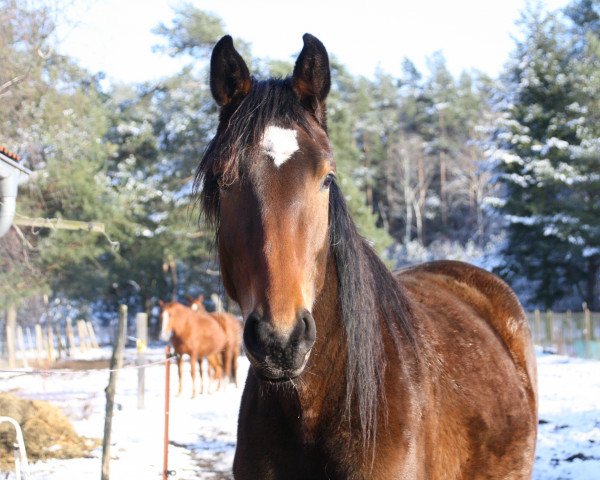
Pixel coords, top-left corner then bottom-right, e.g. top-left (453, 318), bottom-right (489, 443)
top-left (1, 319), bottom-right (100, 368)
top-left (527, 308), bottom-right (600, 360)
top-left (2, 310), bottom-right (599, 365)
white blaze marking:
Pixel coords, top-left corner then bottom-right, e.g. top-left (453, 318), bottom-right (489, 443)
top-left (261, 126), bottom-right (298, 167)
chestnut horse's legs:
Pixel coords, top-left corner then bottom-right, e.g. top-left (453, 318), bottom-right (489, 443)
top-left (222, 346), bottom-right (233, 386)
top-left (207, 354), bottom-right (221, 392)
top-left (190, 354), bottom-right (198, 398)
top-left (176, 354), bottom-right (184, 397)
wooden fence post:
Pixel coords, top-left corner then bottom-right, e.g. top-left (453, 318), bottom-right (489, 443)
top-left (87, 321), bottom-right (100, 349)
top-left (533, 309), bottom-right (541, 346)
top-left (584, 305), bottom-right (592, 359)
top-left (211, 293), bottom-right (224, 312)
top-left (101, 304), bottom-right (128, 480)
top-left (136, 312), bottom-right (148, 410)
top-left (66, 318), bottom-right (75, 356)
top-left (16, 326), bottom-right (28, 368)
top-left (77, 320), bottom-right (88, 352)
top-left (565, 310), bottom-right (573, 356)
top-left (35, 324), bottom-right (44, 362)
top-left (55, 325), bottom-right (64, 360)
top-left (47, 325), bottom-right (55, 363)
top-left (5, 305), bottom-right (17, 369)
top-left (556, 312), bottom-right (565, 355)
top-left (545, 310), bottom-right (554, 350)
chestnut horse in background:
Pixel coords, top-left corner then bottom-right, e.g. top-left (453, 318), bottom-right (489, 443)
top-left (189, 295), bottom-right (242, 386)
top-left (159, 300), bottom-right (227, 397)
top-left (196, 34), bottom-right (537, 479)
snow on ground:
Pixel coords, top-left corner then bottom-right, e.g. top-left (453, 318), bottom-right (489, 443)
top-left (1, 347), bottom-right (599, 479)
top-left (533, 351), bottom-right (600, 479)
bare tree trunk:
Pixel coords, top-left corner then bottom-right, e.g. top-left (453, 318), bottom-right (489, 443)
top-left (382, 149), bottom-right (393, 233)
top-left (412, 198), bottom-right (424, 246)
top-left (440, 151), bottom-right (447, 226)
top-left (439, 109), bottom-right (448, 227)
top-left (416, 153), bottom-right (426, 245)
top-left (402, 146), bottom-right (413, 246)
top-left (363, 132), bottom-right (373, 210)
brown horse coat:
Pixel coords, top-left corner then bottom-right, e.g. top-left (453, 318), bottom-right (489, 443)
top-left (230, 260), bottom-right (537, 479)
top-left (197, 34), bottom-right (538, 479)
top-left (160, 301), bottom-right (228, 397)
top-left (190, 296), bottom-right (242, 385)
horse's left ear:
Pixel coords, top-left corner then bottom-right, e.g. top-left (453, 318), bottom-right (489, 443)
top-left (210, 35), bottom-right (251, 108)
top-left (292, 33), bottom-right (331, 125)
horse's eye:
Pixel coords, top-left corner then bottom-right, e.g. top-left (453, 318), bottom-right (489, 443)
top-left (322, 172), bottom-right (335, 190)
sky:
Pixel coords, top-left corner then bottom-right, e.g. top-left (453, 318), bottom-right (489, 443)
top-left (55, 0), bottom-right (571, 85)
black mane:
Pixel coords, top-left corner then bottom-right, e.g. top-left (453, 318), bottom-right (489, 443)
top-left (328, 182), bottom-right (415, 450)
top-left (195, 76), bottom-right (415, 449)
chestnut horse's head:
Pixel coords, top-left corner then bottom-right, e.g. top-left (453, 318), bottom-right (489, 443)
top-left (198, 34), bottom-right (333, 382)
top-left (159, 299), bottom-right (178, 341)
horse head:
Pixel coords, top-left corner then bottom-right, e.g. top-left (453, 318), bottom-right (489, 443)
top-left (198, 34), bottom-right (333, 382)
top-left (159, 299), bottom-right (176, 341)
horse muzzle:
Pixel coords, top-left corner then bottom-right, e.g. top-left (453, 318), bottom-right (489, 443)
top-left (243, 309), bottom-right (316, 381)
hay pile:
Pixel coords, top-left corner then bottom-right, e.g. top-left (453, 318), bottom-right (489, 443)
top-left (0, 393), bottom-right (98, 470)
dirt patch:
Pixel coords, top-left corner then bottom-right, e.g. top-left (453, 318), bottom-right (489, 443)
top-left (51, 358), bottom-right (111, 370)
top-left (0, 393), bottom-right (99, 470)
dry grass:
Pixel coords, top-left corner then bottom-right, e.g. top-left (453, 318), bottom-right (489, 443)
top-left (0, 393), bottom-right (99, 470)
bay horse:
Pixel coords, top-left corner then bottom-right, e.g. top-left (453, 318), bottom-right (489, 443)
top-left (159, 300), bottom-right (227, 397)
top-left (196, 34), bottom-right (538, 479)
top-left (189, 295), bottom-right (242, 386)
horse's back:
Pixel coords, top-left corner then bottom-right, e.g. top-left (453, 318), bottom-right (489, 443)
top-left (192, 311), bottom-right (228, 354)
top-left (398, 260), bottom-right (536, 393)
top-left (397, 260), bottom-right (537, 478)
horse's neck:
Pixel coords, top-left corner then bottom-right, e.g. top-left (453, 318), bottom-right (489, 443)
top-left (172, 308), bottom-right (191, 337)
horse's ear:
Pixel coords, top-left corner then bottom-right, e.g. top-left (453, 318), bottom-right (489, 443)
top-left (197, 294), bottom-right (204, 303)
top-left (292, 33), bottom-right (331, 125)
top-left (210, 35), bottom-right (251, 108)
top-left (184, 295), bottom-right (193, 305)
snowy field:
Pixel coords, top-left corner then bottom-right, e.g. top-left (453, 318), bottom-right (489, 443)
top-left (1, 347), bottom-right (599, 479)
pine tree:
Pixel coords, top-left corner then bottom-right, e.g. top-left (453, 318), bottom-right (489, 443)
top-left (493, 5), bottom-right (600, 309)
top-left (0, 2), bottom-right (123, 309)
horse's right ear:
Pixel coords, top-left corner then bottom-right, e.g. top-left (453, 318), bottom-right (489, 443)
top-left (292, 33), bottom-right (331, 125)
top-left (210, 35), bottom-right (251, 108)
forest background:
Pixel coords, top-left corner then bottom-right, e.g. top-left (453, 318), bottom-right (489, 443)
top-left (1, 0), bottom-right (599, 333)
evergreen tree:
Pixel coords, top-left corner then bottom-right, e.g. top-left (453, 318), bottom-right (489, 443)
top-left (493, 5), bottom-right (600, 309)
top-left (0, 2), bottom-right (123, 310)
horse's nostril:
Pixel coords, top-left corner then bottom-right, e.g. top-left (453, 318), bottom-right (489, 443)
top-left (243, 312), bottom-right (265, 359)
top-left (299, 310), bottom-right (316, 344)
